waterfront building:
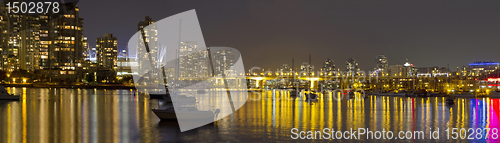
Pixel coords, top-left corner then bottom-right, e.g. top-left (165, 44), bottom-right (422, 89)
top-left (300, 62), bottom-right (314, 75)
top-left (0, 1), bottom-right (86, 82)
top-left (386, 59), bottom-right (417, 77)
top-left (212, 48), bottom-right (234, 76)
top-left (468, 61), bottom-right (500, 76)
top-left (376, 55), bottom-right (388, 70)
top-left (178, 41), bottom-right (210, 77)
top-left (0, 1), bottom-right (41, 72)
top-left (321, 59), bottom-right (335, 74)
top-left (117, 57), bottom-right (138, 76)
top-left (388, 65), bottom-right (404, 77)
top-left (373, 55), bottom-right (388, 76)
top-left (278, 64), bottom-right (291, 74)
top-left (388, 62), bottom-right (417, 77)
top-left (416, 66), bottom-right (450, 77)
top-left (346, 58), bottom-right (359, 76)
top-left (96, 33), bottom-right (118, 70)
top-left (39, 7), bottom-right (86, 71)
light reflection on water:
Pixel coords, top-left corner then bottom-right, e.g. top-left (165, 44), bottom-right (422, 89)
top-left (0, 88), bottom-right (499, 142)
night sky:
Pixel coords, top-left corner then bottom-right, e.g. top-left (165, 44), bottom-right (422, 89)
top-left (77, 0), bottom-right (500, 71)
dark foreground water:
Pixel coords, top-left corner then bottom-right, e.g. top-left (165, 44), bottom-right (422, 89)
top-left (1, 88), bottom-right (499, 142)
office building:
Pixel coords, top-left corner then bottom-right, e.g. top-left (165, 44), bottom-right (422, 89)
top-left (96, 33), bottom-right (117, 69)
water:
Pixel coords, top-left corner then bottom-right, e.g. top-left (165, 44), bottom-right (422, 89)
top-left (0, 88), bottom-right (499, 142)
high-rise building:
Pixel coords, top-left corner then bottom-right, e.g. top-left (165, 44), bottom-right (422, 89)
top-left (373, 55), bottom-right (388, 76)
top-left (0, 1), bottom-right (86, 75)
top-left (212, 48), bottom-right (234, 77)
top-left (322, 58), bottom-right (335, 72)
top-left (96, 33), bottom-right (117, 69)
top-left (137, 16), bottom-right (158, 74)
top-left (403, 61), bottom-right (417, 77)
top-left (178, 41), bottom-right (210, 77)
top-left (388, 60), bottom-right (417, 77)
top-left (0, 10), bottom-right (6, 71)
top-left (376, 55), bottom-right (388, 70)
top-left (346, 58), bottom-right (359, 75)
top-left (39, 7), bottom-right (85, 71)
top-left (300, 62), bottom-right (314, 75)
top-left (0, 1), bottom-right (41, 72)
top-left (388, 65), bottom-right (404, 77)
top-left (278, 64), bottom-right (291, 73)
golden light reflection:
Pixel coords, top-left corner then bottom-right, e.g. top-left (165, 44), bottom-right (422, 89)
top-left (0, 88), bottom-right (498, 142)
top-left (0, 88), bottom-right (159, 142)
top-left (214, 90), bottom-right (500, 141)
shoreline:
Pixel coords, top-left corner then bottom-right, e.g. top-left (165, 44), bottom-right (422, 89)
top-left (0, 83), bottom-right (136, 89)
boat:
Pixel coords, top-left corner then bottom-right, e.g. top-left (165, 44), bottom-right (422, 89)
top-left (446, 96), bottom-right (454, 104)
top-left (304, 90), bottom-right (318, 101)
top-left (152, 94), bottom-right (212, 121)
top-left (429, 92), bottom-right (441, 97)
top-left (348, 91), bottom-right (355, 99)
top-left (197, 89), bottom-right (206, 94)
top-left (152, 106), bottom-right (215, 121)
top-left (366, 91), bottom-right (379, 96)
top-left (452, 92), bottom-right (476, 98)
top-left (488, 91), bottom-right (500, 98)
top-left (149, 87), bottom-right (170, 99)
top-left (153, 93), bottom-right (197, 105)
top-left (150, 93), bottom-right (168, 99)
top-left (409, 89), bottom-right (428, 97)
top-left (384, 90), bottom-right (407, 97)
top-left (289, 90), bottom-right (299, 97)
top-left (169, 95), bottom-right (196, 104)
top-left (367, 89), bottom-right (385, 96)
top-left (305, 94), bottom-right (318, 101)
top-left (0, 86), bottom-right (20, 100)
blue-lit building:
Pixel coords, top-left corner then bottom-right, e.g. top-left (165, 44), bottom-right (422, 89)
top-left (468, 61), bottom-right (500, 76)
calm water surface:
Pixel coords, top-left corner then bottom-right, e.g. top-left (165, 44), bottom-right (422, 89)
top-left (1, 88), bottom-right (499, 142)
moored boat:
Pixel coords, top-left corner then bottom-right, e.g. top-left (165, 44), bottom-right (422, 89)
top-left (488, 91), bottom-right (500, 98)
top-left (383, 90), bottom-right (407, 97)
top-left (0, 86), bottom-right (20, 100)
top-left (452, 92), bottom-right (476, 98)
top-left (152, 107), bottom-right (215, 121)
top-left (289, 90), bottom-right (299, 97)
top-left (446, 97), bottom-right (454, 104)
top-left (304, 90), bottom-right (318, 101)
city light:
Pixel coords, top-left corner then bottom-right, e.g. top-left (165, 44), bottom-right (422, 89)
top-left (1, 1), bottom-right (500, 142)
top-left (469, 62), bottom-right (500, 66)
top-left (487, 78), bottom-right (500, 82)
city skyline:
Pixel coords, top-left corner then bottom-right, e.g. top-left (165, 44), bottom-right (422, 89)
top-left (2, 1), bottom-right (500, 142)
top-left (75, 0), bottom-right (500, 71)
top-left (2, 0), bottom-right (500, 78)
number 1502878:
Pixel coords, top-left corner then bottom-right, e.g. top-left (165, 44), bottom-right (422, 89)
top-left (446, 128), bottom-right (498, 140)
top-left (6, 2), bottom-right (60, 14)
